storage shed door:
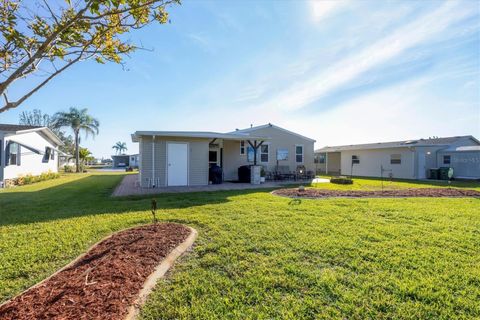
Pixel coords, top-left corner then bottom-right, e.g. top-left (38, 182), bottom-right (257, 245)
top-left (167, 143), bottom-right (188, 186)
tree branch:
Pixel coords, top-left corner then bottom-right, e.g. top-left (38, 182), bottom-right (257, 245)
top-left (0, 57), bottom-right (81, 114)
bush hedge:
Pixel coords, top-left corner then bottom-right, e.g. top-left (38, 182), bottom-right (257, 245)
top-left (330, 176), bottom-right (354, 184)
top-left (14, 171), bottom-right (60, 186)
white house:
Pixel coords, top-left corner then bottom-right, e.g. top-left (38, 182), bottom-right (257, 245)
top-left (315, 135), bottom-right (480, 180)
top-left (131, 124), bottom-right (316, 188)
top-left (0, 124), bottom-right (64, 187)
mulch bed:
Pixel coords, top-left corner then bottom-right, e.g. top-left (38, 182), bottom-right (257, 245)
top-left (273, 188), bottom-right (480, 199)
top-left (0, 223), bottom-right (191, 320)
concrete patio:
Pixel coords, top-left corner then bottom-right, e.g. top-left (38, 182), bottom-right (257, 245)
top-left (112, 174), bottom-right (324, 197)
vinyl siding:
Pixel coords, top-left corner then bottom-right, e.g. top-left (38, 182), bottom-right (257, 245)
top-left (139, 136), bottom-right (208, 187)
top-left (340, 148), bottom-right (416, 179)
top-left (2, 131), bottom-right (59, 181)
top-left (223, 126), bottom-right (315, 180)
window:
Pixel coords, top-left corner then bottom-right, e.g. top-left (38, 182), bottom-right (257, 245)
top-left (443, 155), bottom-right (451, 165)
top-left (247, 146), bottom-right (254, 162)
top-left (316, 153), bottom-right (326, 164)
top-left (240, 141), bottom-right (245, 155)
top-left (390, 154), bottom-right (401, 164)
top-left (260, 144), bottom-right (269, 162)
top-left (277, 148), bottom-right (288, 161)
top-left (43, 147), bottom-right (51, 162)
top-left (51, 150), bottom-right (55, 160)
top-left (352, 155), bottom-right (360, 164)
top-left (8, 142), bottom-right (20, 166)
top-left (295, 145), bottom-right (303, 163)
top-left (209, 150), bottom-right (218, 164)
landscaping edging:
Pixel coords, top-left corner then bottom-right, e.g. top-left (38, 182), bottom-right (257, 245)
top-left (272, 188), bottom-right (480, 199)
top-left (125, 226), bottom-right (198, 320)
top-left (0, 223), bottom-right (197, 320)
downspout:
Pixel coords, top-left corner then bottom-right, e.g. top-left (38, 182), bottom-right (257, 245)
top-left (152, 135), bottom-right (155, 188)
top-left (325, 152), bottom-right (328, 174)
top-left (409, 147), bottom-right (416, 179)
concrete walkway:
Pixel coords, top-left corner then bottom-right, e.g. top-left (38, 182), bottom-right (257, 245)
top-left (112, 174), bottom-right (318, 197)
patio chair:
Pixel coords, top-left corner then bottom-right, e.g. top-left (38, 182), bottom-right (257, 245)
top-left (276, 165), bottom-right (295, 180)
top-left (265, 171), bottom-right (275, 181)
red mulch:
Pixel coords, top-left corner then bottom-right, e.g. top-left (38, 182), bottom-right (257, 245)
top-left (0, 223), bottom-right (191, 320)
top-left (273, 188), bottom-right (480, 199)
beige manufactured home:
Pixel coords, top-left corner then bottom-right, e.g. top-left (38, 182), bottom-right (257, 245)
top-left (131, 124), bottom-right (315, 188)
top-left (315, 135), bottom-right (480, 180)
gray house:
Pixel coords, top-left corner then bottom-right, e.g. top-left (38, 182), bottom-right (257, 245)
top-left (315, 135), bottom-right (480, 180)
top-left (131, 124), bottom-right (315, 187)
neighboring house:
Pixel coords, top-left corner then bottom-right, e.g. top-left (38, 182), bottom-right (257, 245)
top-left (315, 135), bottom-right (480, 180)
top-left (111, 154), bottom-right (139, 168)
top-left (131, 123), bottom-right (316, 187)
top-left (0, 124), bottom-right (63, 187)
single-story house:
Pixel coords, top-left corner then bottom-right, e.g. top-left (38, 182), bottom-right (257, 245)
top-left (131, 123), bottom-right (316, 187)
top-left (0, 124), bottom-right (63, 187)
top-left (111, 154), bottom-right (139, 168)
top-left (315, 135), bottom-right (480, 180)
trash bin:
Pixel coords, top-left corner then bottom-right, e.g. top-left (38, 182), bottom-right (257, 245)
top-left (209, 165), bottom-right (223, 184)
top-left (438, 167), bottom-right (451, 180)
top-left (429, 168), bottom-right (439, 180)
top-left (238, 165), bottom-right (251, 183)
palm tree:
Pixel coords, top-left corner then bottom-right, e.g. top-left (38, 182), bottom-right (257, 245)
top-left (53, 107), bottom-right (99, 173)
top-left (79, 147), bottom-right (94, 164)
top-left (112, 141), bottom-right (127, 155)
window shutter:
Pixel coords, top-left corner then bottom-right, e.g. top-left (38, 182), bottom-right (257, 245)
top-left (5, 142), bottom-right (10, 166)
top-left (17, 144), bottom-right (21, 166)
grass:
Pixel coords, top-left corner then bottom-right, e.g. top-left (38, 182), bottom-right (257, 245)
top-left (1, 173), bottom-right (479, 319)
top-left (313, 175), bottom-right (480, 191)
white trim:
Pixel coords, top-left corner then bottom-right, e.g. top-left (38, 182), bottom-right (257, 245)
top-left (132, 131), bottom-right (269, 142)
top-left (232, 124), bottom-right (316, 142)
top-left (295, 144), bottom-right (304, 164)
top-left (240, 140), bottom-right (245, 155)
top-left (166, 141), bottom-right (190, 186)
top-left (260, 143), bottom-right (269, 163)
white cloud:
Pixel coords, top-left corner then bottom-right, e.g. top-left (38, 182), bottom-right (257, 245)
top-left (257, 1), bottom-right (475, 112)
top-left (310, 0), bottom-right (348, 23)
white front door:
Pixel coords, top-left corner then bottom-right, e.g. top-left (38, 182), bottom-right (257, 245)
top-left (167, 143), bottom-right (188, 186)
top-left (418, 151), bottom-right (426, 179)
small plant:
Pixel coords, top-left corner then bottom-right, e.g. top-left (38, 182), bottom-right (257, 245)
top-left (260, 168), bottom-right (266, 177)
top-left (330, 176), bottom-right (353, 184)
top-left (151, 199), bottom-right (158, 223)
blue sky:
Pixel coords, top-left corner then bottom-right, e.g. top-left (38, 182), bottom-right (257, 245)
top-left (1, 0), bottom-right (479, 158)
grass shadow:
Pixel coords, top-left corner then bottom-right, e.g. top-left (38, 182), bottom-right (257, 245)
top-left (0, 174), bottom-right (277, 227)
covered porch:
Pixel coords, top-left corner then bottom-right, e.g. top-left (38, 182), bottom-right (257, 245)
top-left (315, 151), bottom-right (341, 175)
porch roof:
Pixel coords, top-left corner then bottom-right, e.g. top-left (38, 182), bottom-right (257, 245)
top-left (131, 131), bottom-right (270, 142)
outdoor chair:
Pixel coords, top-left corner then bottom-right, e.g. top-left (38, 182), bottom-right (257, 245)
top-left (275, 165), bottom-right (296, 180)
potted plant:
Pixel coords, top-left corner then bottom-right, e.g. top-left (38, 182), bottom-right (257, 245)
top-left (260, 167), bottom-right (266, 183)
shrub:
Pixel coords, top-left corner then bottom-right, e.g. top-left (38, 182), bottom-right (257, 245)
top-left (330, 176), bottom-right (353, 184)
top-left (64, 165), bottom-right (74, 173)
top-left (14, 171), bottom-right (60, 186)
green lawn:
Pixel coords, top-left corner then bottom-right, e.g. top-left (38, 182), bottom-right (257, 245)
top-left (1, 173), bottom-right (479, 319)
top-left (314, 175), bottom-right (480, 191)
